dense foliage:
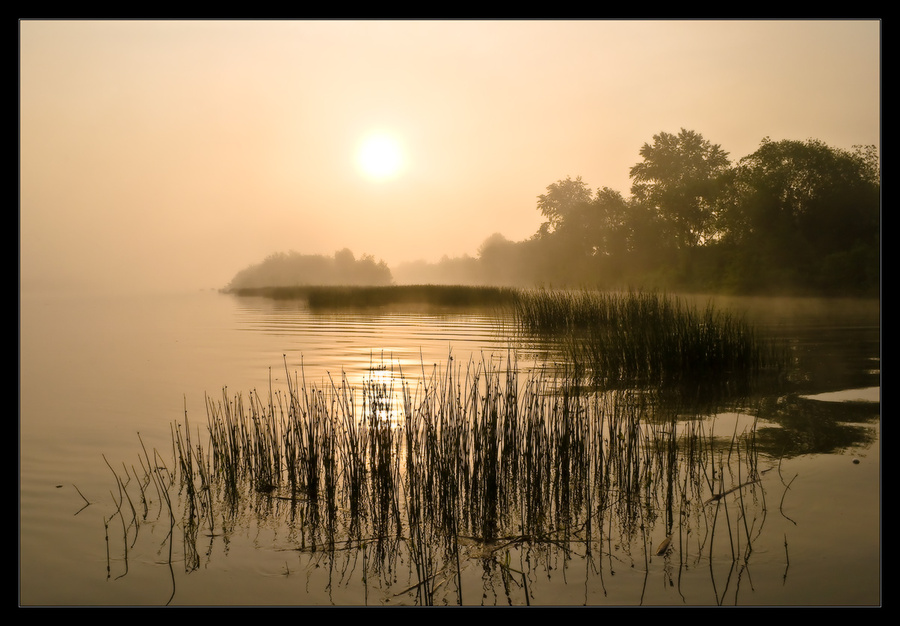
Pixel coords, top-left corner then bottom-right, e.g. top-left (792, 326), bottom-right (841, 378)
top-left (406, 131), bottom-right (880, 296)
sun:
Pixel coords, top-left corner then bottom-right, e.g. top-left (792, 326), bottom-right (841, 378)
top-left (356, 132), bottom-right (405, 181)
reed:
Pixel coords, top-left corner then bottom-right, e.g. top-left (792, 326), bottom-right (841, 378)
top-left (231, 285), bottom-right (785, 394)
top-left (510, 289), bottom-right (786, 391)
top-left (108, 283), bottom-right (788, 605)
top-left (127, 350), bottom-right (768, 603)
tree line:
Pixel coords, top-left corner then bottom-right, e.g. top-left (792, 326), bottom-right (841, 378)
top-left (226, 248), bottom-right (391, 290)
top-left (228, 130), bottom-right (879, 297)
top-left (402, 130), bottom-right (879, 296)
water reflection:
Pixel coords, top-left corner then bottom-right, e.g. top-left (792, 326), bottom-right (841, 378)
top-left (230, 295), bottom-right (543, 390)
top-left (753, 393), bottom-right (879, 458)
top-left (105, 353), bottom-right (782, 605)
top-left (97, 292), bottom-right (879, 605)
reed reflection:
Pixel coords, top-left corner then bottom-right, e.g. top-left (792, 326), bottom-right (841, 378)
top-left (106, 349), bottom-right (779, 605)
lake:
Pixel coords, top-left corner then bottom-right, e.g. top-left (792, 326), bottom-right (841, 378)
top-left (19, 289), bottom-right (881, 606)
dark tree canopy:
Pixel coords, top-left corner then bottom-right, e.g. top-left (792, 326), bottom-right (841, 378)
top-left (719, 137), bottom-right (880, 293)
top-left (514, 131), bottom-right (878, 294)
top-left (630, 128), bottom-right (731, 249)
top-left (536, 176), bottom-right (594, 233)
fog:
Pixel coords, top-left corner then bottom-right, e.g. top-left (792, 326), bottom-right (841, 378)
top-left (19, 20), bottom-right (880, 295)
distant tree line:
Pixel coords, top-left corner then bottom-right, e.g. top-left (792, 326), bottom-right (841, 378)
top-left (402, 130), bottom-right (879, 296)
top-left (225, 248), bottom-right (392, 290)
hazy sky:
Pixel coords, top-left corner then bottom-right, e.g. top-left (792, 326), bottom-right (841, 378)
top-left (19, 20), bottom-right (881, 294)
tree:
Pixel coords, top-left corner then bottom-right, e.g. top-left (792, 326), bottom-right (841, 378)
top-left (536, 175), bottom-right (594, 233)
top-left (591, 187), bottom-right (632, 258)
top-left (225, 249), bottom-right (392, 289)
top-left (722, 137), bottom-right (879, 294)
top-left (478, 233), bottom-right (522, 285)
top-left (630, 129), bottom-right (731, 249)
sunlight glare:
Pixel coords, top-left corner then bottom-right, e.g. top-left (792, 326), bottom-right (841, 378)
top-left (356, 132), bottom-right (405, 181)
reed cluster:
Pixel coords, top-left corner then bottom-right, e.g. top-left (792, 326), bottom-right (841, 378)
top-left (122, 353), bottom-right (771, 604)
top-left (510, 289), bottom-right (785, 390)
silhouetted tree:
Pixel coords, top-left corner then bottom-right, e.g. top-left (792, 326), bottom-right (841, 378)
top-left (630, 129), bottom-right (731, 250)
top-left (536, 175), bottom-right (594, 234)
top-left (591, 187), bottom-right (633, 258)
top-left (721, 137), bottom-right (879, 294)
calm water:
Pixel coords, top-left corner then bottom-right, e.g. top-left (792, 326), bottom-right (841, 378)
top-left (19, 289), bottom-right (881, 606)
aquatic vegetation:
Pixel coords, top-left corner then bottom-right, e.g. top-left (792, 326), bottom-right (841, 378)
top-left (100, 288), bottom-right (795, 605)
top-left (510, 289), bottom-right (787, 391)
top-left (228, 286), bottom-right (786, 392)
top-left (226, 284), bottom-right (520, 308)
top-left (106, 353), bottom-right (773, 605)
top-left (307, 284), bottom-right (520, 309)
